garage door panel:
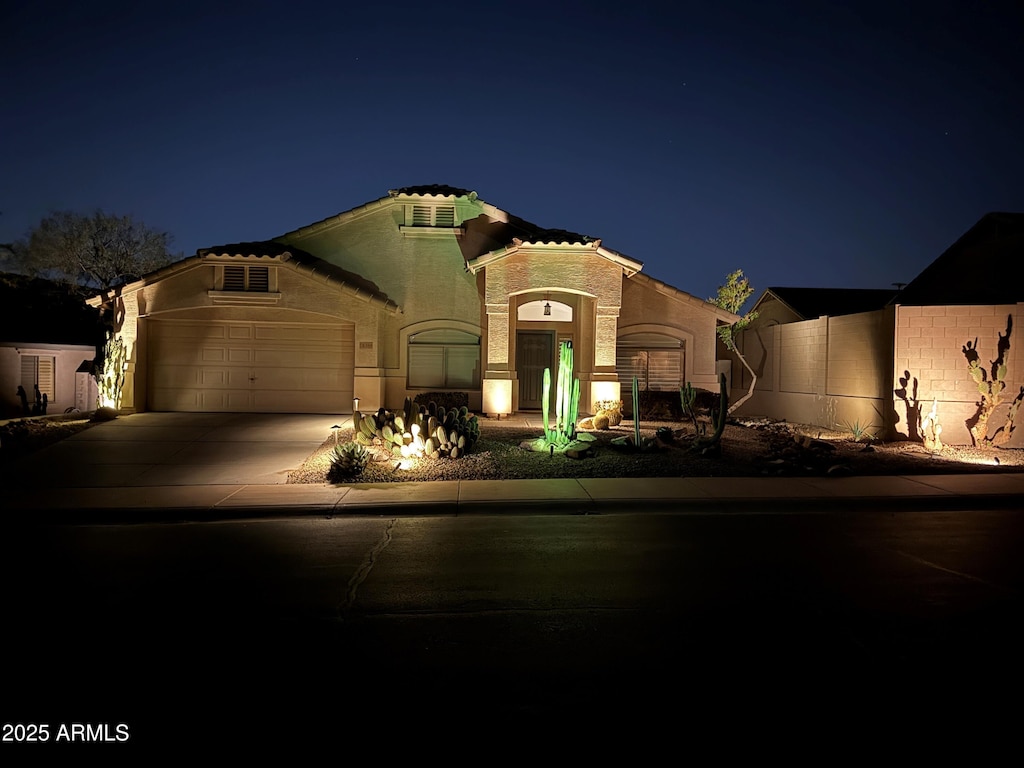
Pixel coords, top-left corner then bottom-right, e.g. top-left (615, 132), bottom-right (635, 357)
top-left (253, 348), bottom-right (347, 366)
top-left (149, 320), bottom-right (354, 413)
top-left (255, 325), bottom-right (352, 343)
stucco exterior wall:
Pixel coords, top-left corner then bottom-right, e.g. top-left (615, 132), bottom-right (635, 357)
top-left (619, 276), bottom-right (721, 389)
top-left (111, 258), bottom-right (393, 412)
top-left (0, 342), bottom-right (96, 418)
top-left (282, 203), bottom-right (484, 409)
top-left (893, 303), bottom-right (1023, 446)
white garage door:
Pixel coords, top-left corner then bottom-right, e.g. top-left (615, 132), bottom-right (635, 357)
top-left (148, 320), bottom-right (354, 413)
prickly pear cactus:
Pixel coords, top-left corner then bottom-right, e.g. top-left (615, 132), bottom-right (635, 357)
top-left (349, 401), bottom-right (480, 460)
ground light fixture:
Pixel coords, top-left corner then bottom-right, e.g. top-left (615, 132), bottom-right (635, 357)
top-left (331, 424), bottom-right (341, 445)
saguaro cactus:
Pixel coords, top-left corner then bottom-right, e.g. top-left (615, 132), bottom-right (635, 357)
top-left (545, 341), bottom-right (579, 446)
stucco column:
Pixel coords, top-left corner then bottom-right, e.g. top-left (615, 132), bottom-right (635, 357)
top-left (594, 306), bottom-right (619, 368)
top-left (482, 302), bottom-right (513, 415)
top-left (485, 303), bottom-right (509, 365)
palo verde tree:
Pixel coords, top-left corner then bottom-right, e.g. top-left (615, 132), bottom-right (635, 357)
top-left (710, 269), bottom-right (759, 415)
top-left (16, 211), bottom-right (177, 408)
top-left (18, 210), bottom-right (175, 297)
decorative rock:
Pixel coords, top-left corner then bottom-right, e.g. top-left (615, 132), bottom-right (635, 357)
top-left (92, 406), bottom-right (119, 421)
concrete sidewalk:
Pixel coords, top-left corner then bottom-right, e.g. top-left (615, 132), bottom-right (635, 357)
top-left (3, 411), bottom-right (1022, 522)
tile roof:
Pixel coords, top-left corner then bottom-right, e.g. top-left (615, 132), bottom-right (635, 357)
top-left (390, 185), bottom-right (475, 198)
top-left (762, 287), bottom-right (898, 320)
top-left (895, 212), bottom-right (1024, 306)
top-left (198, 242), bottom-right (398, 311)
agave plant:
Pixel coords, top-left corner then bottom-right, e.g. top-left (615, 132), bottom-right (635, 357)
top-left (329, 441), bottom-right (370, 480)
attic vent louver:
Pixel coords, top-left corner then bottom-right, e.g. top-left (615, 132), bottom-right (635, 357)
top-left (410, 204), bottom-right (456, 227)
top-left (412, 205), bottom-right (431, 226)
top-left (434, 205), bottom-right (455, 227)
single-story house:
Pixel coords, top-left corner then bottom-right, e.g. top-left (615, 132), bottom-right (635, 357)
top-left (1, 273), bottom-right (101, 418)
top-left (727, 212), bottom-right (1024, 447)
top-left (88, 186), bottom-right (737, 416)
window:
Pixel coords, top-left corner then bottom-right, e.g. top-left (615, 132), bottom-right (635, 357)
top-left (223, 265), bottom-right (270, 292)
top-left (408, 329), bottom-right (480, 389)
top-left (616, 334), bottom-right (684, 391)
top-left (22, 354), bottom-right (55, 400)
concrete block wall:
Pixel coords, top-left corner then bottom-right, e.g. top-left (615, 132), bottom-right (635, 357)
top-left (733, 310), bottom-right (893, 437)
top-left (893, 303), bottom-right (1023, 446)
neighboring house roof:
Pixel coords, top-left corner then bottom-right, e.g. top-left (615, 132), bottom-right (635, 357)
top-left (894, 212), bottom-right (1024, 306)
top-left (754, 287), bottom-right (899, 320)
top-left (0, 272), bottom-right (104, 346)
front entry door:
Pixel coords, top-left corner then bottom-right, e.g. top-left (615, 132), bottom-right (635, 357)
top-left (516, 331), bottom-right (554, 410)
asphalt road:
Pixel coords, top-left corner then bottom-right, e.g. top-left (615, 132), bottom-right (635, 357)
top-left (3, 509), bottom-right (1022, 749)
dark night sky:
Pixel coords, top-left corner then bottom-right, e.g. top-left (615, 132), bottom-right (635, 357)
top-left (3, 0), bottom-right (1022, 305)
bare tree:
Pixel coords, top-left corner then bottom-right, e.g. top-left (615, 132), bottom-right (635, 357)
top-left (18, 210), bottom-right (176, 296)
top-left (710, 269), bottom-right (759, 415)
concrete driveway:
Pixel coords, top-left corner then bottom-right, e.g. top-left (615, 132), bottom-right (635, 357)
top-left (3, 412), bottom-right (344, 488)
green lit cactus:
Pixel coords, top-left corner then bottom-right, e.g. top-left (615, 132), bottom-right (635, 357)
top-left (545, 341), bottom-right (580, 447)
top-left (525, 340), bottom-right (594, 454)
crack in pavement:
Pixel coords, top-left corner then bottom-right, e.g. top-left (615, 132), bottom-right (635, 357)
top-left (339, 518), bottom-right (395, 617)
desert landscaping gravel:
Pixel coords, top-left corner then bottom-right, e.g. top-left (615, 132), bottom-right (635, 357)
top-left (287, 418), bottom-right (1024, 484)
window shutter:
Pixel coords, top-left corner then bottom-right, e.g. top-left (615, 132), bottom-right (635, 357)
top-left (444, 346), bottom-right (478, 388)
top-left (37, 357), bottom-right (55, 399)
top-left (409, 345), bottom-right (446, 388)
top-left (21, 355), bottom-right (36, 389)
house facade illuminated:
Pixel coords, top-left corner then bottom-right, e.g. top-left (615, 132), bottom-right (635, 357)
top-left (90, 186), bottom-right (736, 416)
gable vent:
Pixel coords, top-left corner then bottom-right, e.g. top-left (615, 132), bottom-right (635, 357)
top-left (434, 205), bottom-right (455, 227)
top-left (224, 265), bottom-right (246, 291)
top-left (247, 266), bottom-right (270, 292)
top-left (412, 205), bottom-right (432, 226)
top-left (410, 204), bottom-right (456, 227)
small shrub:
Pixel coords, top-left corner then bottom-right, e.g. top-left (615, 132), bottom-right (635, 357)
top-left (623, 390), bottom-right (684, 421)
top-left (413, 391), bottom-right (469, 411)
top-left (844, 420), bottom-right (876, 442)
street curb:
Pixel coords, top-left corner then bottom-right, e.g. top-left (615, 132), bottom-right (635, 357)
top-left (4, 491), bottom-right (1021, 525)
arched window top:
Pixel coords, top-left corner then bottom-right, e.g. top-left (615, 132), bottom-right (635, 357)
top-left (518, 300), bottom-right (573, 322)
top-left (618, 332), bottom-right (683, 349)
top-left (410, 329), bottom-right (479, 345)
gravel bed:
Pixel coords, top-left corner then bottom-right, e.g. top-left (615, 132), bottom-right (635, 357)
top-left (287, 419), bottom-right (1024, 484)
